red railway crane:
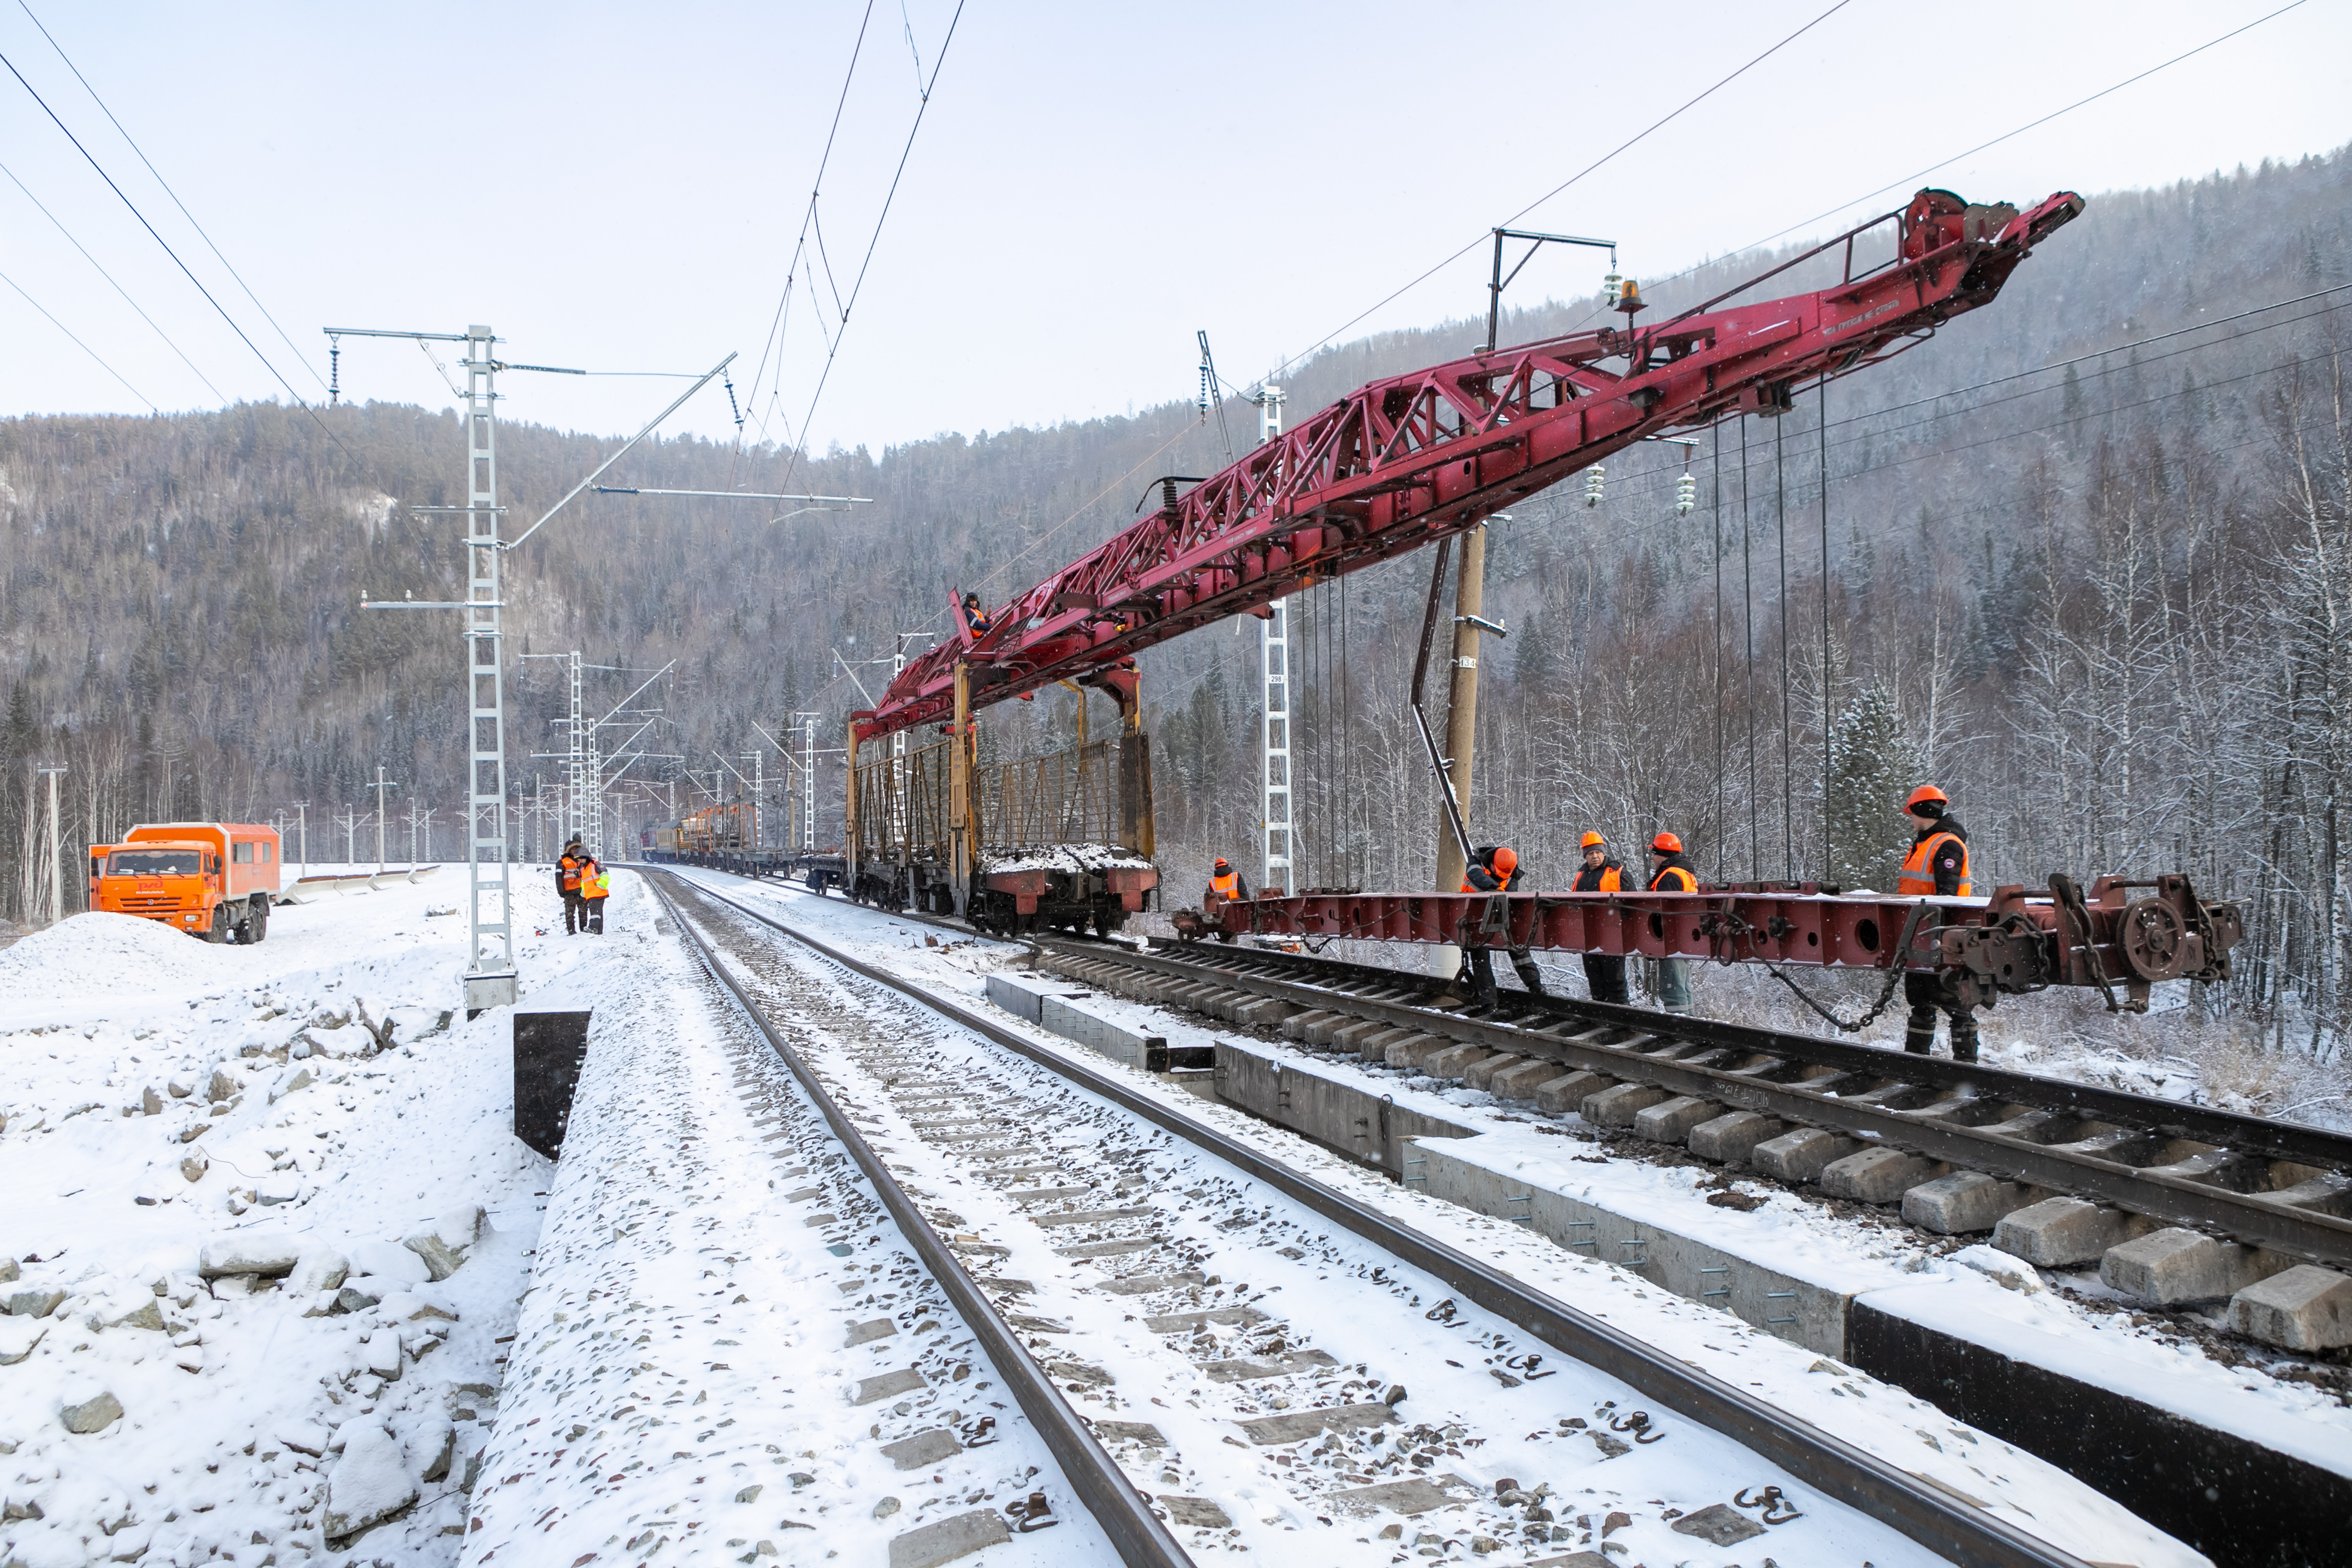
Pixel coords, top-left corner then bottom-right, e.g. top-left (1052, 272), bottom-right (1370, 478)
top-left (844, 186), bottom-right (2240, 1014)
top-left (853, 188), bottom-right (2083, 745)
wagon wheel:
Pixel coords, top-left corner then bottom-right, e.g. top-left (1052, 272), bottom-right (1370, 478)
top-left (2119, 896), bottom-right (2188, 982)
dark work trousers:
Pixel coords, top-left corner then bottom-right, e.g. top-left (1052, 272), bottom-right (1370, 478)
top-left (583, 897), bottom-right (606, 934)
top-left (1582, 954), bottom-right (1629, 1005)
top-left (564, 892), bottom-right (585, 934)
top-left (1904, 972), bottom-right (1979, 1061)
top-left (1465, 947), bottom-right (1544, 1003)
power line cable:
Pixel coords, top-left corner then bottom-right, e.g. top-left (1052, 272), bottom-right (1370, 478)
top-left (1541, 2), bottom-right (2316, 345)
top-left (0, 263), bottom-right (157, 409)
top-left (0, 157), bottom-right (228, 402)
top-left (773, 0), bottom-right (967, 500)
top-left (1259, 0), bottom-right (1856, 385)
top-left (0, 48), bottom-right (359, 463)
top-left (15, 0), bottom-right (330, 390)
top-left (736, 0), bottom-right (879, 480)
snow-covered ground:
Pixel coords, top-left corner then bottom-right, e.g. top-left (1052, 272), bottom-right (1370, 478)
top-left (667, 868), bottom-right (2215, 1568)
top-left (0, 864), bottom-right (613, 1567)
top-left (462, 872), bottom-right (1111, 1568)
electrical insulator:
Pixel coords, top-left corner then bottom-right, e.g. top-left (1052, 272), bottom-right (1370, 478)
top-left (1584, 464), bottom-right (1605, 508)
top-left (1602, 270), bottom-right (1622, 307)
top-left (1676, 473), bottom-right (1696, 516)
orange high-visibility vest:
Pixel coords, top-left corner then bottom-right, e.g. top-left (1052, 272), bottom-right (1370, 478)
top-left (1897, 831), bottom-right (1972, 897)
top-left (1210, 872), bottom-right (1241, 901)
top-left (1649, 864), bottom-right (1696, 893)
top-left (583, 865), bottom-right (610, 900)
top-left (560, 854), bottom-right (582, 892)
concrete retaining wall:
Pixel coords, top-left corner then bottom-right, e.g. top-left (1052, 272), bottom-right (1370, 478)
top-left (1214, 1041), bottom-right (1474, 1177)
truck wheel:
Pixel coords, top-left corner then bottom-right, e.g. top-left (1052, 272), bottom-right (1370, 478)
top-left (247, 897), bottom-right (269, 944)
top-left (202, 904), bottom-right (230, 943)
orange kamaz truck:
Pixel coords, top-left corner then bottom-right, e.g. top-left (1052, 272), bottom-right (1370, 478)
top-left (87, 822), bottom-right (283, 943)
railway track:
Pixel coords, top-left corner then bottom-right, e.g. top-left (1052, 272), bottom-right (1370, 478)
top-left (643, 865), bottom-right (2122, 1568)
top-left (1031, 937), bottom-right (2352, 1290)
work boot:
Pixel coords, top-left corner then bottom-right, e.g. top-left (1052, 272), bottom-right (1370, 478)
top-left (1903, 1007), bottom-right (1937, 1055)
top-left (1514, 959), bottom-right (1547, 998)
top-left (1949, 1012), bottom-right (1980, 1064)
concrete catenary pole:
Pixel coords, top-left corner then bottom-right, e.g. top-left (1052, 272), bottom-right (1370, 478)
top-left (1430, 523), bottom-right (1489, 979)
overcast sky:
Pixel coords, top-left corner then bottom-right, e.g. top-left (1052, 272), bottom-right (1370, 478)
top-left (3, 0), bottom-right (2345, 463)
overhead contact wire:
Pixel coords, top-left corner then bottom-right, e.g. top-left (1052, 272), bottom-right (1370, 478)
top-left (0, 263), bottom-right (158, 410)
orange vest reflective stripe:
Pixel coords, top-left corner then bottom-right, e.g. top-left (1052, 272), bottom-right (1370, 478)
top-left (1897, 831), bottom-right (1972, 897)
top-left (1210, 872), bottom-right (1240, 900)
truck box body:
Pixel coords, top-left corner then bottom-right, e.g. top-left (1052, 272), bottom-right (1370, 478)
top-left (88, 822), bottom-right (283, 941)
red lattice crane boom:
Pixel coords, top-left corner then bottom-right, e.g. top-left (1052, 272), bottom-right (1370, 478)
top-left (854, 188), bottom-right (2083, 745)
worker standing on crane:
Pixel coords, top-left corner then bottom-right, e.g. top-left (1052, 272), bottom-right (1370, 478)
top-left (1459, 845), bottom-right (1544, 1004)
top-left (1896, 785), bottom-right (1977, 1062)
top-left (1572, 832), bottom-right (1629, 1004)
top-left (580, 855), bottom-right (612, 935)
top-left (558, 838), bottom-right (587, 936)
top-left (961, 592), bottom-right (993, 638)
top-left (1646, 833), bottom-right (1697, 1014)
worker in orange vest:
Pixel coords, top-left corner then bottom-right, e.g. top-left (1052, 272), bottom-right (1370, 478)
top-left (580, 855), bottom-right (612, 935)
top-left (1897, 784), bottom-right (1977, 1062)
top-left (1207, 857), bottom-right (1248, 904)
top-left (1572, 831), bottom-right (1629, 1005)
top-left (961, 592), bottom-right (993, 638)
top-left (1646, 832), bottom-right (1696, 1014)
top-left (1459, 845), bottom-right (1543, 1004)
top-left (557, 838), bottom-right (587, 936)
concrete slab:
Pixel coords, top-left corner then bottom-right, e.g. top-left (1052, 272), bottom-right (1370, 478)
top-left (1533, 1071), bottom-right (1613, 1115)
top-left (1216, 1041), bottom-right (1474, 1175)
top-left (1411, 1134), bottom-right (1872, 1352)
top-left (2228, 1265), bottom-right (2352, 1351)
top-left (888, 1507), bottom-right (1009, 1568)
top-left (1282, 1010), bottom-right (1344, 1042)
top-left (2099, 1227), bottom-right (2291, 1307)
top-left (1327, 1019), bottom-right (1391, 1055)
top-left (1422, 1043), bottom-right (1498, 1079)
top-left (1232, 997), bottom-right (1301, 1028)
top-left (1753, 1128), bottom-right (1863, 1184)
top-left (1581, 1082), bottom-right (1669, 1129)
top-left (1991, 1196), bottom-right (2155, 1267)
top-left (1460, 1053), bottom-right (1525, 1092)
top-left (1486, 1058), bottom-right (1562, 1101)
top-left (1902, 1172), bottom-right (2038, 1235)
top-left (1385, 1034), bottom-right (1454, 1071)
top-left (1820, 1148), bottom-right (1947, 1203)
top-left (1688, 1110), bottom-right (1783, 1164)
top-left (1631, 1095), bottom-right (1722, 1144)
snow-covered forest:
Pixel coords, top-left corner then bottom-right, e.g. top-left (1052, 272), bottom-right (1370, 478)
top-left (3, 146), bottom-right (2350, 1057)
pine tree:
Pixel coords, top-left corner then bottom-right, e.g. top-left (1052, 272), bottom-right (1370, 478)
top-left (1825, 683), bottom-right (1923, 893)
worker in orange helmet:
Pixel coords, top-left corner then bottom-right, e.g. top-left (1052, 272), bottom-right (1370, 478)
top-left (1897, 784), bottom-right (1978, 1062)
top-left (1646, 831), bottom-right (1697, 1014)
top-left (1458, 845), bottom-right (1543, 1005)
top-left (1207, 857), bottom-right (1248, 904)
top-left (1572, 831), bottom-right (1629, 1005)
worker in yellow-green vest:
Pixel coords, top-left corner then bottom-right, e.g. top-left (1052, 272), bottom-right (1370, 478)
top-left (581, 856), bottom-right (612, 935)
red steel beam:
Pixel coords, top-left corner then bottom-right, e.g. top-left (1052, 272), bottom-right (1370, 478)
top-left (1187, 875), bottom-right (2239, 1013)
top-left (856, 188), bottom-right (2084, 745)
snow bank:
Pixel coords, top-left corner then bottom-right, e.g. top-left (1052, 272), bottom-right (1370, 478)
top-left (0, 912), bottom-right (226, 999)
top-left (0, 864), bottom-right (633, 1568)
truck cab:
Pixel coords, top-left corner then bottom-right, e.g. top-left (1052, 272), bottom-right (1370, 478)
top-left (88, 822), bottom-right (283, 943)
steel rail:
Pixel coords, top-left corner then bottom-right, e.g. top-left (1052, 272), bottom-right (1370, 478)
top-left (642, 871), bottom-right (1197, 1568)
top-left (1045, 939), bottom-right (2352, 1266)
top-left (649, 867), bottom-right (2093, 1568)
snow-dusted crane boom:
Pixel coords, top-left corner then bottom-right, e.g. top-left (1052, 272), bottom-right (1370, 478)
top-left (853, 187), bottom-right (2084, 745)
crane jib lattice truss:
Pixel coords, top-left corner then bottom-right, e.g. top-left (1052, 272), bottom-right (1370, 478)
top-left (854, 189), bottom-right (2084, 745)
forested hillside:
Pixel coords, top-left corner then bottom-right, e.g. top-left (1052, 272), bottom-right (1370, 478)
top-left (4, 146), bottom-right (2350, 1049)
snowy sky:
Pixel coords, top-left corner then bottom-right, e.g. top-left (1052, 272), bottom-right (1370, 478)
top-left (2, 0), bottom-right (2346, 452)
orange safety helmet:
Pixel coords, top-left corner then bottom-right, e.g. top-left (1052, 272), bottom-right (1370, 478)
top-left (1491, 846), bottom-right (1518, 874)
top-left (1580, 831), bottom-right (1605, 848)
top-left (1905, 784), bottom-right (1948, 811)
top-left (1651, 831), bottom-right (1682, 854)
top-left (1213, 857), bottom-right (1230, 871)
